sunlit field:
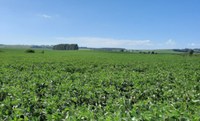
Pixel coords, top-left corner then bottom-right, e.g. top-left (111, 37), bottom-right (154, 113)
top-left (0, 48), bottom-right (200, 120)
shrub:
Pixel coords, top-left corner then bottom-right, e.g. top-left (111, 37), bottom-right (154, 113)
top-left (189, 49), bottom-right (194, 56)
top-left (41, 50), bottom-right (44, 54)
top-left (25, 49), bottom-right (35, 53)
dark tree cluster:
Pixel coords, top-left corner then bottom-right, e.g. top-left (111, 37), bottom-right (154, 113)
top-left (189, 49), bottom-right (194, 56)
top-left (93, 48), bottom-right (125, 52)
top-left (53, 44), bottom-right (79, 50)
top-left (139, 51), bottom-right (157, 54)
top-left (173, 48), bottom-right (195, 53)
top-left (25, 49), bottom-right (35, 53)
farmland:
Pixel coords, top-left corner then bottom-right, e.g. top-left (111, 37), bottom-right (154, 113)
top-left (0, 48), bottom-right (200, 120)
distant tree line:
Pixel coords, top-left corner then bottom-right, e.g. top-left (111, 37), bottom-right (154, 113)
top-left (173, 48), bottom-right (192, 52)
top-left (173, 48), bottom-right (200, 53)
top-left (31, 45), bottom-right (53, 49)
top-left (53, 44), bottom-right (79, 50)
top-left (92, 48), bottom-right (125, 52)
top-left (173, 48), bottom-right (200, 56)
top-left (139, 51), bottom-right (157, 54)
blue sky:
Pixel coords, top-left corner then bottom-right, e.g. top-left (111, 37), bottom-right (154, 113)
top-left (0, 0), bottom-right (200, 49)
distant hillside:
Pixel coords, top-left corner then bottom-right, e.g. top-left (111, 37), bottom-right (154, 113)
top-left (31, 45), bottom-right (53, 49)
top-left (0, 44), bottom-right (31, 48)
top-left (173, 48), bottom-right (200, 53)
top-left (1, 44), bottom-right (199, 53)
top-left (0, 44), bottom-right (54, 49)
top-left (93, 48), bottom-right (125, 52)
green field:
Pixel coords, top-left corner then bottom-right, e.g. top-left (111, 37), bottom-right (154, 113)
top-left (0, 48), bottom-right (200, 120)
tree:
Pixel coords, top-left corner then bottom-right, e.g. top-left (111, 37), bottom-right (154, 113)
top-left (189, 49), bottom-right (194, 56)
top-left (53, 44), bottom-right (79, 50)
top-left (25, 49), bottom-right (35, 53)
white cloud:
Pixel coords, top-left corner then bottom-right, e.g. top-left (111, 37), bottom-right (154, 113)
top-left (165, 39), bottom-right (176, 46)
top-left (152, 39), bottom-right (177, 49)
top-left (38, 14), bottom-right (52, 19)
top-left (55, 37), bottom-right (153, 49)
top-left (189, 43), bottom-right (196, 46)
top-left (188, 42), bottom-right (200, 47)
